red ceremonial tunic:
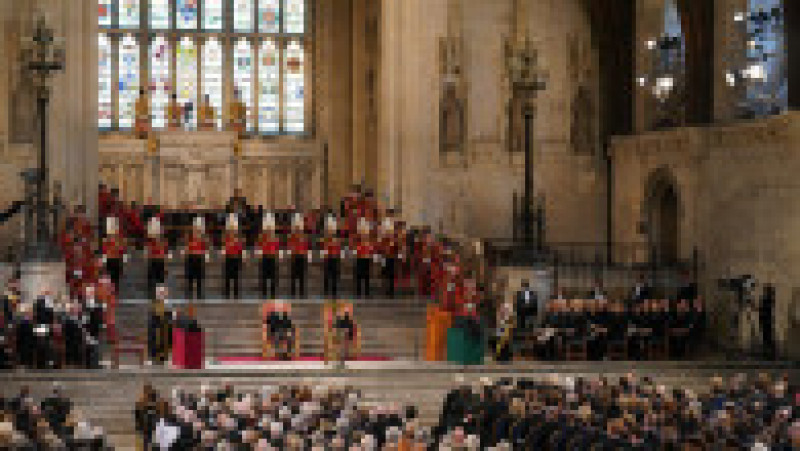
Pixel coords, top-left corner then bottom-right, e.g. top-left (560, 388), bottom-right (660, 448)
top-left (102, 236), bottom-right (124, 259)
top-left (223, 233), bottom-right (244, 257)
top-left (380, 236), bottom-right (398, 258)
top-left (257, 233), bottom-right (281, 256)
top-left (323, 236), bottom-right (342, 258)
top-left (187, 234), bottom-right (208, 255)
top-left (356, 239), bottom-right (374, 259)
top-left (288, 234), bottom-right (309, 256)
top-left (147, 238), bottom-right (168, 260)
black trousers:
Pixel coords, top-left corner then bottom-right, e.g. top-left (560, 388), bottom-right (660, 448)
top-left (224, 256), bottom-right (242, 299)
top-left (324, 258), bottom-right (340, 296)
top-left (761, 316), bottom-right (774, 358)
top-left (355, 258), bottom-right (370, 297)
top-left (147, 259), bottom-right (166, 298)
top-left (382, 257), bottom-right (396, 296)
top-left (185, 255), bottom-right (204, 299)
top-left (259, 256), bottom-right (278, 298)
top-left (106, 257), bottom-right (122, 290)
top-left (290, 256), bottom-right (306, 297)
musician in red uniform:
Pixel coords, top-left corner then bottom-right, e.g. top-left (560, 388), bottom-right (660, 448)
top-left (354, 218), bottom-right (374, 297)
top-left (184, 216), bottom-right (209, 300)
top-left (288, 214), bottom-right (310, 297)
top-left (146, 217), bottom-right (169, 298)
top-left (222, 214), bottom-right (245, 299)
top-left (256, 212), bottom-right (281, 298)
top-left (101, 217), bottom-right (126, 292)
top-left (378, 214), bottom-right (399, 296)
top-left (321, 215), bottom-right (343, 296)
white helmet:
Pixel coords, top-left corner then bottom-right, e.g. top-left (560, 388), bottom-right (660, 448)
top-left (357, 217), bottom-right (371, 235)
top-left (292, 212), bottom-right (303, 230)
top-left (193, 215), bottom-right (205, 231)
top-left (326, 215), bottom-right (338, 234)
top-left (105, 216), bottom-right (119, 235)
top-left (381, 217), bottom-right (394, 234)
top-left (147, 217), bottom-right (161, 237)
top-left (226, 213), bottom-right (239, 231)
top-left (262, 212), bottom-right (276, 231)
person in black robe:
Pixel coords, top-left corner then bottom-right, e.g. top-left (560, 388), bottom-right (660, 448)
top-left (15, 309), bottom-right (35, 367)
top-left (759, 284), bottom-right (776, 359)
top-left (147, 295), bottom-right (172, 365)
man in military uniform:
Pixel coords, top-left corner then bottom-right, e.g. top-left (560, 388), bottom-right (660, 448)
top-left (256, 212), bottom-right (282, 298)
top-left (183, 216), bottom-right (209, 300)
top-left (101, 216), bottom-right (126, 292)
top-left (221, 214), bottom-right (245, 299)
top-left (288, 214), bottom-right (310, 297)
top-left (353, 218), bottom-right (374, 298)
top-left (146, 216), bottom-right (169, 299)
top-left (147, 285), bottom-right (172, 365)
top-left (321, 215), bottom-right (343, 297)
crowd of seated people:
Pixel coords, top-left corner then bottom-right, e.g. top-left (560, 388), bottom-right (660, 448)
top-left (2, 279), bottom-right (110, 370)
top-left (432, 373), bottom-right (798, 450)
top-left (135, 383), bottom-right (430, 450)
top-left (502, 275), bottom-right (705, 361)
top-left (1, 385), bottom-right (110, 449)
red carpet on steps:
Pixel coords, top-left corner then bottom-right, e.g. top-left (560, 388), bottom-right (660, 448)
top-left (215, 355), bottom-right (392, 363)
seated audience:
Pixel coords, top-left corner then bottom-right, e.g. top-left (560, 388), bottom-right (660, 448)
top-left (432, 373), bottom-right (797, 449)
top-left (136, 383), bottom-right (429, 449)
top-left (1, 385), bottom-right (109, 449)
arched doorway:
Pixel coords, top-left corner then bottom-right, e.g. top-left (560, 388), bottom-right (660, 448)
top-left (645, 168), bottom-right (680, 265)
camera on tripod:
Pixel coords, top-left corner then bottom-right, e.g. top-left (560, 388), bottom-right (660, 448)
top-left (718, 275), bottom-right (756, 293)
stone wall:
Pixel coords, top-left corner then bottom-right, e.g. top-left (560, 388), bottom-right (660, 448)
top-left (610, 112), bottom-right (800, 359)
top-left (378, 0), bottom-right (606, 242)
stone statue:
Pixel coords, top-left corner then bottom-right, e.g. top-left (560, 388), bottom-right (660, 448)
top-left (198, 94), bottom-right (216, 131)
top-left (167, 92), bottom-right (183, 130)
top-left (228, 89), bottom-right (247, 137)
top-left (570, 85), bottom-right (595, 155)
top-left (440, 83), bottom-right (465, 154)
top-left (135, 88), bottom-right (150, 138)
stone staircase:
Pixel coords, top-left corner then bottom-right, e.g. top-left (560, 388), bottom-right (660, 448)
top-left (3, 362), bottom-right (797, 450)
top-left (115, 298), bottom-right (429, 360)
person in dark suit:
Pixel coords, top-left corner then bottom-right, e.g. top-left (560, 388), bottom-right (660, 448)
top-left (515, 280), bottom-right (538, 333)
top-left (760, 284), bottom-right (776, 359)
top-left (630, 274), bottom-right (652, 307)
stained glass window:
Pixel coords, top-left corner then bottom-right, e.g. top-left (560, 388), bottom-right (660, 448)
top-left (118, 34), bottom-right (140, 129)
top-left (149, 35), bottom-right (171, 129)
top-left (99, 0), bottom-right (113, 27)
top-left (203, 0), bottom-right (224, 30)
top-left (100, 0), bottom-right (309, 135)
top-left (119, 0), bottom-right (140, 28)
top-left (743, 0), bottom-right (787, 117)
top-left (203, 38), bottom-right (224, 130)
top-left (283, 40), bottom-right (304, 133)
top-left (234, 0), bottom-right (254, 32)
top-left (259, 0), bottom-right (280, 33)
top-left (258, 39), bottom-right (280, 133)
top-left (177, 0), bottom-right (198, 30)
top-left (285, 0), bottom-right (305, 34)
top-left (150, 0), bottom-right (170, 29)
top-left (177, 37), bottom-right (198, 129)
top-left (234, 39), bottom-right (254, 130)
top-left (98, 34), bottom-right (113, 129)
